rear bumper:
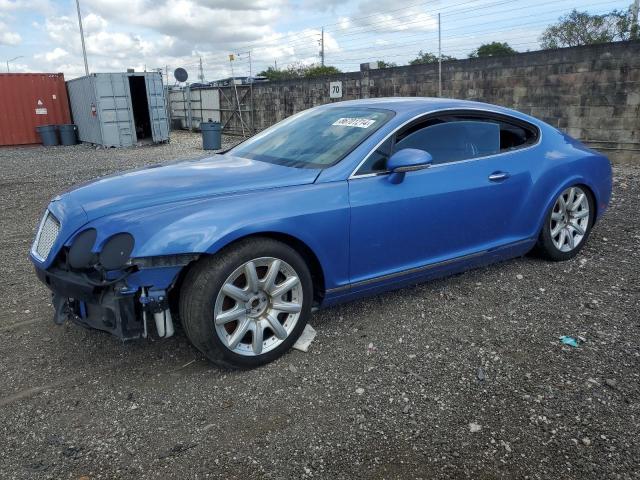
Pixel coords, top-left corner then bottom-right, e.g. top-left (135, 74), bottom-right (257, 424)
top-left (35, 266), bottom-right (144, 340)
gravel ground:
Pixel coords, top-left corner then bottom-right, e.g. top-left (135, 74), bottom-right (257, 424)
top-left (0, 132), bottom-right (638, 479)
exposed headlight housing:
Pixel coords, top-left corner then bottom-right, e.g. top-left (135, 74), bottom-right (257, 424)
top-left (68, 228), bottom-right (97, 269)
top-left (99, 233), bottom-right (135, 270)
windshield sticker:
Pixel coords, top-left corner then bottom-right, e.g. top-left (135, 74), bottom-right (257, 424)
top-left (332, 118), bottom-right (376, 128)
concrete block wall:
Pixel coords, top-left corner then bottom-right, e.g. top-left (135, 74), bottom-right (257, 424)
top-left (224, 41), bottom-right (640, 163)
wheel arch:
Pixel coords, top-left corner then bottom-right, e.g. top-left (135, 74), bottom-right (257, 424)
top-left (172, 231), bottom-right (327, 308)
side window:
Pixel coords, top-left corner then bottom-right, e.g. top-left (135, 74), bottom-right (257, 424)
top-left (497, 121), bottom-right (537, 151)
top-left (352, 112), bottom-right (539, 176)
top-left (355, 137), bottom-right (393, 175)
top-left (394, 120), bottom-right (500, 165)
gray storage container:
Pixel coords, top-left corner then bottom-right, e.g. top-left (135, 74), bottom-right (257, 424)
top-left (36, 125), bottom-right (59, 146)
top-left (66, 72), bottom-right (169, 147)
top-left (201, 120), bottom-right (222, 150)
top-left (58, 124), bottom-right (78, 145)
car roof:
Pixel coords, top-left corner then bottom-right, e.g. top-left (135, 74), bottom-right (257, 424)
top-left (321, 97), bottom-right (538, 124)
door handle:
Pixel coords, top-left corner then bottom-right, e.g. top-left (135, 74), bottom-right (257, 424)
top-left (488, 171), bottom-right (510, 182)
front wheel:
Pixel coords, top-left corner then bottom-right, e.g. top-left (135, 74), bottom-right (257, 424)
top-left (537, 185), bottom-right (594, 261)
top-left (180, 238), bottom-right (313, 369)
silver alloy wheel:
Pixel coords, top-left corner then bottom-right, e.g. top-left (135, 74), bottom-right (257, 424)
top-left (213, 257), bottom-right (303, 356)
top-left (550, 186), bottom-right (590, 253)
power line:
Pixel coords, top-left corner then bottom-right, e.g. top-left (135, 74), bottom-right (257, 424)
top-left (158, 0), bottom-right (627, 77)
top-left (200, 0), bottom-right (509, 59)
top-left (247, 0), bottom-right (617, 64)
top-left (193, 0), bottom-right (618, 66)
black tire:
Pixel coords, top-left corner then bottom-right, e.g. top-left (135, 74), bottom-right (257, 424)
top-left (179, 237), bottom-right (313, 369)
top-left (537, 185), bottom-right (595, 262)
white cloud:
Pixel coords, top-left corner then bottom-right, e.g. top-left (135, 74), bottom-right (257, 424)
top-left (84, 0), bottom-right (284, 47)
top-left (34, 47), bottom-right (69, 62)
top-left (82, 13), bottom-right (107, 33)
top-left (0, 0), bottom-right (54, 15)
top-left (5, 0), bottom-right (438, 78)
top-left (0, 29), bottom-right (21, 45)
top-left (0, 0), bottom-right (20, 11)
top-left (0, 19), bottom-right (20, 44)
top-left (45, 15), bottom-right (77, 45)
top-left (343, 0), bottom-right (438, 33)
top-left (337, 17), bottom-right (351, 30)
top-left (302, 0), bottom-right (344, 12)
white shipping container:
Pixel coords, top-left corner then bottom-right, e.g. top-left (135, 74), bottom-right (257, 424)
top-left (67, 72), bottom-right (169, 147)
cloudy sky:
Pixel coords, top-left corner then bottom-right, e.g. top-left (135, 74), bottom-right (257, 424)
top-left (0, 0), bottom-right (630, 81)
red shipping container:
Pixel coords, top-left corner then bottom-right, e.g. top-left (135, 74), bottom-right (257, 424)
top-left (0, 73), bottom-right (72, 146)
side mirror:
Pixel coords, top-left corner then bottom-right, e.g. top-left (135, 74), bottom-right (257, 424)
top-left (387, 148), bottom-right (432, 183)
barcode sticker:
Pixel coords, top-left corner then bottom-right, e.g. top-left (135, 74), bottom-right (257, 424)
top-left (332, 118), bottom-right (376, 128)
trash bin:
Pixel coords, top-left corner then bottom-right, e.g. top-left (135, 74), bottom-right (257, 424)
top-left (36, 125), bottom-right (59, 146)
top-left (58, 124), bottom-right (78, 146)
top-left (201, 120), bottom-right (222, 150)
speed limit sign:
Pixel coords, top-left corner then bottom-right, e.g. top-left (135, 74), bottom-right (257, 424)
top-left (329, 81), bottom-right (343, 99)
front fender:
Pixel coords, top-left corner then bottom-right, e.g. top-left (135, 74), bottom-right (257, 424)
top-left (87, 182), bottom-right (351, 291)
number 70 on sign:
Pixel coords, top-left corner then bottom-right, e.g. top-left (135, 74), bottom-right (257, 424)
top-left (329, 81), bottom-right (342, 99)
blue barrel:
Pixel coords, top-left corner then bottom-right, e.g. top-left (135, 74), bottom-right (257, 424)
top-left (201, 120), bottom-right (222, 150)
top-left (36, 125), bottom-right (59, 146)
top-left (58, 124), bottom-right (78, 146)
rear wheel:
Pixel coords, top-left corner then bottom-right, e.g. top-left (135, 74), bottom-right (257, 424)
top-left (537, 185), bottom-right (594, 261)
top-left (180, 238), bottom-right (313, 369)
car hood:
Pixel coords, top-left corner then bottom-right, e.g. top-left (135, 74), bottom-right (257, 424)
top-left (61, 154), bottom-right (321, 220)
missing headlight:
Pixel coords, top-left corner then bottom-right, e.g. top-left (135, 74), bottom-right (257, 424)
top-left (99, 233), bottom-right (135, 270)
top-left (68, 228), bottom-right (97, 269)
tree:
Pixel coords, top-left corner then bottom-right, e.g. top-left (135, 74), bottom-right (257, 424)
top-left (468, 42), bottom-right (517, 58)
top-left (302, 64), bottom-right (341, 78)
top-left (540, 8), bottom-right (635, 48)
top-left (409, 50), bottom-right (455, 65)
top-left (257, 66), bottom-right (294, 81)
top-left (258, 63), bottom-right (341, 81)
top-left (376, 60), bottom-right (398, 68)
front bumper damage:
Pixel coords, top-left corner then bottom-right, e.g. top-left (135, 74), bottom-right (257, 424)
top-left (34, 255), bottom-right (197, 340)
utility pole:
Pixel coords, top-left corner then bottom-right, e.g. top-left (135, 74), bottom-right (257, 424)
top-left (75, 0), bottom-right (89, 76)
top-left (320, 27), bottom-right (325, 66)
top-left (632, 0), bottom-right (640, 40)
top-left (198, 56), bottom-right (204, 82)
top-left (438, 12), bottom-right (442, 97)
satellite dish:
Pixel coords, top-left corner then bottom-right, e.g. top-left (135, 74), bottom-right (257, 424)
top-left (174, 67), bottom-right (188, 83)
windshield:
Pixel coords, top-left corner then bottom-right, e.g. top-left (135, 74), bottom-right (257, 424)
top-left (229, 107), bottom-right (394, 168)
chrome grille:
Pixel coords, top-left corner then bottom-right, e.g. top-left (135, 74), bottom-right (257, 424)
top-left (33, 211), bottom-right (60, 261)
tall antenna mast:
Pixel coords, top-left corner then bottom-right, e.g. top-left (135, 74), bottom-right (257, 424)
top-left (198, 56), bottom-right (204, 82)
top-left (75, 0), bottom-right (89, 75)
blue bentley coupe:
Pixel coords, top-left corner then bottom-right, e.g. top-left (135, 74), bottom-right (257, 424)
top-left (31, 98), bottom-right (612, 368)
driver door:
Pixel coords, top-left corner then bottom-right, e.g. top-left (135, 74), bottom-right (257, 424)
top-left (348, 115), bottom-right (532, 286)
